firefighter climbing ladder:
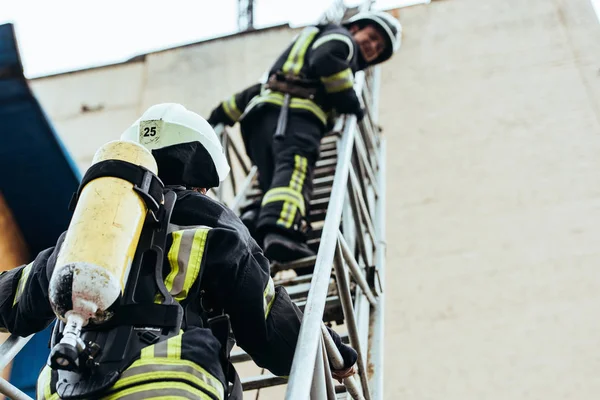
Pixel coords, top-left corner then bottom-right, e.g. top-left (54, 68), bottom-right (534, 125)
top-left (0, 2), bottom-right (387, 399)
top-left (221, 1), bottom-right (387, 398)
top-left (218, 63), bottom-right (386, 400)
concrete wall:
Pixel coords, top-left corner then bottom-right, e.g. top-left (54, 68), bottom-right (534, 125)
top-left (30, 26), bottom-right (297, 173)
top-left (29, 1), bottom-right (600, 398)
top-left (382, 0), bottom-right (600, 399)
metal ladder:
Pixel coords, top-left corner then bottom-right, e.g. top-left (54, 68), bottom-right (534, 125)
top-left (220, 61), bottom-right (385, 399)
top-left (227, 1), bottom-right (386, 398)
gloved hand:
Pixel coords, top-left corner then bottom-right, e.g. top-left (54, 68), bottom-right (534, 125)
top-left (207, 107), bottom-right (223, 127)
top-left (325, 326), bottom-right (358, 368)
top-left (207, 104), bottom-right (234, 128)
top-left (354, 106), bottom-right (365, 122)
top-left (332, 365), bottom-right (357, 383)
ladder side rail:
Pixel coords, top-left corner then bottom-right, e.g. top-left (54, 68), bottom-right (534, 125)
top-left (284, 72), bottom-right (366, 400)
top-left (367, 138), bottom-right (387, 399)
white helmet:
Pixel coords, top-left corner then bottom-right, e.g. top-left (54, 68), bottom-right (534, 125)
top-left (343, 11), bottom-right (402, 65)
top-left (121, 103), bottom-right (230, 183)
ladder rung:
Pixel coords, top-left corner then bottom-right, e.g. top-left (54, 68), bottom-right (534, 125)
top-left (232, 332), bottom-right (350, 366)
top-left (241, 374), bottom-right (288, 391)
top-left (318, 149), bottom-right (338, 160)
top-left (274, 273), bottom-right (314, 287)
top-left (309, 197), bottom-right (330, 211)
top-left (271, 255), bottom-right (316, 272)
top-left (309, 208), bottom-right (327, 219)
top-left (316, 158), bottom-right (337, 168)
top-left (312, 186), bottom-right (332, 200)
top-left (231, 350), bottom-right (253, 363)
top-left (285, 278), bottom-right (336, 301)
top-left (295, 295), bottom-right (343, 320)
top-left (314, 166), bottom-right (336, 179)
top-left (321, 132), bottom-right (340, 142)
top-left (313, 175), bottom-right (334, 187)
top-left (307, 227), bottom-right (323, 240)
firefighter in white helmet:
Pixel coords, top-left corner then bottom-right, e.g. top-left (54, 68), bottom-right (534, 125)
top-left (208, 11), bottom-right (402, 265)
top-left (0, 103), bottom-right (358, 400)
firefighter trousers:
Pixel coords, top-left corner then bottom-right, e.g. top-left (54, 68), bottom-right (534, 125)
top-left (240, 107), bottom-right (325, 243)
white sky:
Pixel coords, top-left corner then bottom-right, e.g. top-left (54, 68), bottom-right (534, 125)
top-left (1, 0), bottom-right (413, 78)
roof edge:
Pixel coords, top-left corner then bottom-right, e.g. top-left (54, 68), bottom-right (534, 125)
top-left (30, 23), bottom-right (291, 81)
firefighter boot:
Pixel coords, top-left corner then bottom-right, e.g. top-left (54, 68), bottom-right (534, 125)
top-left (263, 232), bottom-right (315, 263)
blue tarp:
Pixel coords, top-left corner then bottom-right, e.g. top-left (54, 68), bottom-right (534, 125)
top-left (0, 23), bottom-right (80, 397)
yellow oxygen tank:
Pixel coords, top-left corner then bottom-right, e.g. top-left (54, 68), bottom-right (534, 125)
top-left (48, 140), bottom-right (158, 368)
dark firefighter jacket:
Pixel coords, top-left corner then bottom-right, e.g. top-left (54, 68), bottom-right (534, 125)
top-left (208, 23), bottom-right (364, 128)
top-left (0, 187), bottom-right (356, 400)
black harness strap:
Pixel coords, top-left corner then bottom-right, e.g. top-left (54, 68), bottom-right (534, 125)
top-left (207, 314), bottom-right (243, 399)
top-left (69, 159), bottom-right (164, 213)
top-left (87, 304), bottom-right (182, 330)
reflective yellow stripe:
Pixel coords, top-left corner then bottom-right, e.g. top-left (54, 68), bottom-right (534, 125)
top-left (140, 345), bottom-right (154, 359)
top-left (261, 187), bottom-right (306, 215)
top-left (163, 231), bottom-right (183, 296)
top-left (157, 228), bottom-right (210, 303)
top-left (282, 27), bottom-right (319, 75)
top-left (109, 359), bottom-right (223, 400)
top-left (142, 332), bottom-right (183, 359)
top-left (263, 277), bottom-right (276, 318)
top-left (311, 33), bottom-right (355, 62)
top-left (222, 95), bottom-right (242, 122)
top-left (167, 334), bottom-right (182, 359)
top-left (178, 228), bottom-right (208, 301)
top-left (38, 365), bottom-right (60, 400)
top-left (290, 97), bottom-right (328, 124)
top-left (132, 333), bottom-right (224, 399)
top-left (321, 68), bottom-right (354, 93)
top-left (100, 380), bottom-right (215, 400)
top-left (245, 90), bottom-right (327, 125)
top-left (277, 155), bottom-right (308, 228)
top-left (13, 262), bottom-right (32, 306)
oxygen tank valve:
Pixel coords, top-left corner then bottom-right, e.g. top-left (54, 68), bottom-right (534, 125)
top-left (49, 312), bottom-right (87, 370)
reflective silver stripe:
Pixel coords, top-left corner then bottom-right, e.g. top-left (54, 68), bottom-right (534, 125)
top-left (168, 223), bottom-right (211, 234)
top-left (101, 381), bottom-right (215, 400)
top-left (321, 68), bottom-right (354, 93)
top-left (171, 229), bottom-right (196, 295)
top-left (114, 362), bottom-right (223, 400)
top-left (311, 33), bottom-right (354, 62)
top-left (143, 333), bottom-right (182, 359)
top-left (153, 339), bottom-right (169, 358)
top-left (13, 263), bottom-right (32, 306)
top-left (163, 228), bottom-right (210, 301)
top-left (128, 336), bottom-right (223, 399)
top-left (263, 277), bottom-right (276, 318)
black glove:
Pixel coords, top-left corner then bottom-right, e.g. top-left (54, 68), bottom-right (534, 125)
top-left (326, 326), bottom-right (358, 368)
top-left (354, 107), bottom-right (365, 122)
top-left (207, 105), bottom-right (233, 127)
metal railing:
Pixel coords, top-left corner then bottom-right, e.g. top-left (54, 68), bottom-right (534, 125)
top-left (283, 65), bottom-right (384, 399)
top-left (221, 66), bottom-right (384, 399)
top-left (0, 334), bottom-right (34, 400)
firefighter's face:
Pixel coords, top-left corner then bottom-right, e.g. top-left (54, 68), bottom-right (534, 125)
top-left (351, 25), bottom-right (386, 63)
